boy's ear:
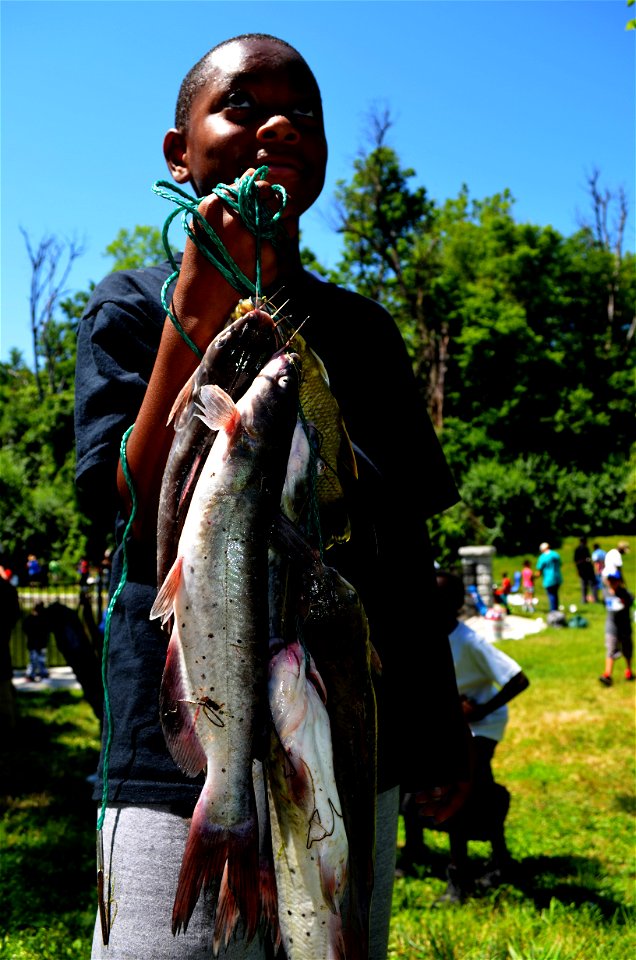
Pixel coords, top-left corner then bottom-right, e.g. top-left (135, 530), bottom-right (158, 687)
top-left (163, 129), bottom-right (191, 184)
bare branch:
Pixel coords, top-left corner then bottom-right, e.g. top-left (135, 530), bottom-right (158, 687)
top-left (20, 229), bottom-right (84, 396)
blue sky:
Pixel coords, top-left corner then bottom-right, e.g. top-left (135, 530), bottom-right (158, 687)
top-left (1, 0), bottom-right (634, 363)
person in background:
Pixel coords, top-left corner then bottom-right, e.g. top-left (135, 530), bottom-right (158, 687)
top-left (493, 572), bottom-right (512, 612)
top-left (591, 543), bottom-right (606, 601)
top-left (74, 33), bottom-right (469, 959)
top-left (573, 536), bottom-right (597, 604)
top-left (0, 558), bottom-right (21, 729)
top-left (601, 541), bottom-right (630, 586)
top-left (77, 556), bottom-right (90, 589)
top-left (599, 573), bottom-right (634, 686)
top-left (521, 559), bottom-right (535, 613)
top-left (536, 542), bottom-right (563, 612)
top-left (26, 554), bottom-right (43, 586)
top-left (398, 571), bottom-right (529, 903)
top-left (23, 602), bottom-right (50, 682)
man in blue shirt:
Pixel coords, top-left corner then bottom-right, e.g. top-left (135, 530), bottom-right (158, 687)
top-left (536, 543), bottom-right (563, 612)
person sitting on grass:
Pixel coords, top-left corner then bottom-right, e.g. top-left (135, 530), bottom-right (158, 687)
top-left (493, 571), bottom-right (512, 611)
top-left (399, 570), bottom-right (530, 903)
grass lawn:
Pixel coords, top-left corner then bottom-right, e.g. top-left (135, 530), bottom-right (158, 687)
top-left (390, 535), bottom-right (635, 958)
top-left (1, 535), bottom-right (634, 958)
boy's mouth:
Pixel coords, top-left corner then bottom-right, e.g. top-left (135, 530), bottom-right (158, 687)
top-left (258, 154), bottom-right (303, 181)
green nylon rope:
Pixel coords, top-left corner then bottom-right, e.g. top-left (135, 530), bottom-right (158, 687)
top-left (152, 166), bottom-right (287, 359)
top-left (96, 424), bottom-right (136, 831)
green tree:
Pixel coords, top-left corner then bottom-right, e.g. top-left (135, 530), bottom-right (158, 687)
top-left (330, 110), bottom-right (447, 424)
top-left (104, 225), bottom-right (165, 271)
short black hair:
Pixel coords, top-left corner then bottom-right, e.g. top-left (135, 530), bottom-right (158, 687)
top-left (435, 569), bottom-right (466, 616)
top-left (175, 33), bottom-right (316, 130)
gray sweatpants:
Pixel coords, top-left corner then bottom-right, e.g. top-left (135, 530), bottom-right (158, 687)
top-left (91, 786), bottom-right (399, 960)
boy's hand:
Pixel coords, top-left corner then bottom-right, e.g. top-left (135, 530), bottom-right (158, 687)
top-left (460, 695), bottom-right (483, 722)
top-left (414, 780), bottom-right (471, 825)
top-left (171, 171), bottom-right (283, 350)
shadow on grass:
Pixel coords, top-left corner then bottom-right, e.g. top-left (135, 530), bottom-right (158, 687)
top-left (399, 848), bottom-right (632, 923)
top-left (0, 690), bottom-right (100, 931)
top-left (510, 854), bottom-right (632, 920)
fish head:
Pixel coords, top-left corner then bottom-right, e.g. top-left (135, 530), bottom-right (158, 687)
top-left (242, 350), bottom-right (301, 438)
top-left (201, 306), bottom-right (278, 401)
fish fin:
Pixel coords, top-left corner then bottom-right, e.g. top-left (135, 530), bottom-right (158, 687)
top-left (172, 789), bottom-right (230, 936)
top-left (259, 853), bottom-right (281, 954)
top-left (318, 850), bottom-right (346, 915)
top-left (177, 450), bottom-right (206, 515)
top-left (159, 631), bottom-right (207, 776)
top-left (150, 556), bottom-right (183, 625)
top-left (213, 818), bottom-right (261, 953)
top-left (305, 652), bottom-right (328, 705)
top-left (369, 642), bottom-right (383, 676)
top-left (195, 384), bottom-right (241, 435)
top-left (168, 371), bottom-right (196, 427)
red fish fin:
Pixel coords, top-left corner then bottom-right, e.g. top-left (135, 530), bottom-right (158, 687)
top-left (305, 652), bottom-right (328, 704)
top-left (167, 371), bottom-right (196, 426)
top-left (319, 856), bottom-right (343, 916)
top-left (213, 817), bottom-right (261, 953)
top-left (172, 792), bottom-right (229, 936)
top-left (195, 384), bottom-right (241, 435)
top-left (316, 800), bottom-right (346, 914)
top-left (150, 556), bottom-right (183, 625)
top-left (177, 451), bottom-right (205, 515)
top-left (259, 852), bottom-right (281, 953)
top-left (159, 632), bottom-right (206, 776)
top-left (369, 642), bottom-right (383, 676)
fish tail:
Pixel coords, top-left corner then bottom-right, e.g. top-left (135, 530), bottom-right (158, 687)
top-left (212, 817), bottom-right (261, 954)
top-left (172, 794), bottom-right (229, 936)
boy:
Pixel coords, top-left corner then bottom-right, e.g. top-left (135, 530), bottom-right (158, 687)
top-left (23, 602), bottom-right (50, 682)
top-left (75, 34), bottom-right (469, 959)
top-left (399, 571), bottom-right (529, 902)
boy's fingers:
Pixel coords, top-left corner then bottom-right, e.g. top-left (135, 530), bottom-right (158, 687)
top-left (414, 780), bottom-right (471, 824)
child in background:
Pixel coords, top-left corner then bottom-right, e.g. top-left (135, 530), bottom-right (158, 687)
top-left (521, 559), bottom-right (535, 613)
top-left (23, 602), bottom-right (50, 682)
top-left (599, 574), bottom-right (634, 686)
top-left (493, 571), bottom-right (512, 611)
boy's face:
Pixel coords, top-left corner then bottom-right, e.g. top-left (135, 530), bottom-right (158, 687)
top-left (167, 38), bottom-right (327, 219)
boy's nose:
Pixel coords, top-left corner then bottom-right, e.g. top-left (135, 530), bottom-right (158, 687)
top-left (256, 115), bottom-right (301, 144)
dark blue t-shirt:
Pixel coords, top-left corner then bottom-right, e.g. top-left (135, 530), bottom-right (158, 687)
top-left (75, 260), bottom-right (465, 799)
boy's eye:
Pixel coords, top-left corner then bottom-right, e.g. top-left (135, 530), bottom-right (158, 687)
top-left (293, 103), bottom-right (317, 119)
top-left (226, 90), bottom-right (252, 109)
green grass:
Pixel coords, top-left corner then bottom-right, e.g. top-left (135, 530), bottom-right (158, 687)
top-left (0, 691), bottom-right (100, 960)
top-left (1, 536), bottom-right (634, 958)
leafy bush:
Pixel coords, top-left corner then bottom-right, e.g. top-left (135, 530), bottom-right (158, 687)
top-left (431, 455), bottom-right (634, 558)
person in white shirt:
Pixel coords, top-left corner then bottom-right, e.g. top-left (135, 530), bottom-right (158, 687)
top-left (602, 541), bottom-right (630, 584)
top-left (399, 571), bottom-right (529, 903)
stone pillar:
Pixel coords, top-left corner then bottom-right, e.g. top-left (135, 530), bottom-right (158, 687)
top-left (458, 545), bottom-right (496, 610)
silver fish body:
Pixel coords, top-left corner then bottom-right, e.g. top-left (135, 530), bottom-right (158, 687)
top-left (271, 515), bottom-right (378, 960)
top-left (150, 350), bottom-right (300, 953)
top-left (267, 639), bottom-right (348, 960)
top-left (157, 306), bottom-right (277, 587)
